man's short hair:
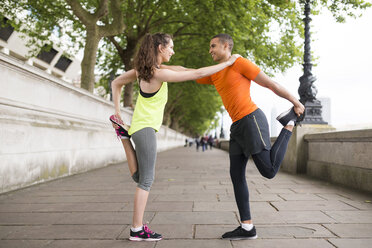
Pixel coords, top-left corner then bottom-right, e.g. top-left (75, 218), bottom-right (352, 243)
top-left (212, 34), bottom-right (234, 51)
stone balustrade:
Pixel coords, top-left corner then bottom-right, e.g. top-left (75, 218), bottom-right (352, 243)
top-left (218, 126), bottom-right (372, 193)
top-left (304, 129), bottom-right (372, 193)
top-left (0, 52), bottom-right (186, 194)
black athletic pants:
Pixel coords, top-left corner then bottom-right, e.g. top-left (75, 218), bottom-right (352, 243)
top-left (229, 128), bottom-right (292, 221)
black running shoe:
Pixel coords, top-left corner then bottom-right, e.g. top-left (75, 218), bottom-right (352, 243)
top-left (222, 226), bottom-right (257, 240)
top-left (276, 107), bottom-right (304, 126)
top-left (129, 224), bottom-right (162, 241)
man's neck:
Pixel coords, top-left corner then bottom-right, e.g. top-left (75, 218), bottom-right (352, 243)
top-left (218, 53), bottom-right (232, 63)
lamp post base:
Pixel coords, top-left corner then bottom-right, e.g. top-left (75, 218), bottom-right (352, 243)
top-left (302, 100), bottom-right (328, 124)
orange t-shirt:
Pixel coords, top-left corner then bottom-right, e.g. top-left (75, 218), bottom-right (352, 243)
top-left (196, 57), bottom-right (261, 122)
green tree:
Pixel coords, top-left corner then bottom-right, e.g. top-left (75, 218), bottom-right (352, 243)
top-left (97, 0), bottom-right (305, 135)
top-left (65, 0), bottom-right (125, 92)
top-left (315, 0), bottom-right (371, 22)
top-left (96, 0), bottom-right (370, 135)
top-left (1, 0), bottom-right (370, 135)
top-left (1, 0), bottom-right (125, 92)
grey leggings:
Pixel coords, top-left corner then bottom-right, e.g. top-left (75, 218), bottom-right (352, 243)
top-left (131, 127), bottom-right (157, 191)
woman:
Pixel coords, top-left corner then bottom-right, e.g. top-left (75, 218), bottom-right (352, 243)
top-left (110, 33), bottom-right (240, 241)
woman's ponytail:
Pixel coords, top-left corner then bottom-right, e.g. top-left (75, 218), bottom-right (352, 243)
top-left (134, 33), bottom-right (172, 81)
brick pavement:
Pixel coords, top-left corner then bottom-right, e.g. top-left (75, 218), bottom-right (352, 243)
top-left (0, 147), bottom-right (371, 248)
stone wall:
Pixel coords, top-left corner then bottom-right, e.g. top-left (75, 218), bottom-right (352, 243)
top-left (304, 129), bottom-right (372, 193)
top-left (280, 125), bottom-right (335, 174)
top-left (218, 127), bottom-right (372, 193)
top-left (0, 52), bottom-right (186, 194)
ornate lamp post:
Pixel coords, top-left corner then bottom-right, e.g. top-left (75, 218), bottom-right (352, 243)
top-left (298, 0), bottom-right (327, 124)
top-left (219, 107), bottom-right (225, 139)
top-left (109, 71), bottom-right (114, 101)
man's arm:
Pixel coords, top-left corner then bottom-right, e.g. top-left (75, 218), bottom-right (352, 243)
top-left (253, 71), bottom-right (305, 116)
top-left (160, 64), bottom-right (196, 72)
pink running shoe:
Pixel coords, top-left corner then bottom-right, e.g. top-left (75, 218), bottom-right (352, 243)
top-left (109, 115), bottom-right (131, 139)
top-left (129, 224), bottom-right (162, 241)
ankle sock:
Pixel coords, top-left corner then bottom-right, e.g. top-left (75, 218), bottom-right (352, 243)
top-left (287, 120), bottom-right (295, 126)
top-left (241, 223), bottom-right (254, 231)
top-left (131, 226), bottom-right (143, 232)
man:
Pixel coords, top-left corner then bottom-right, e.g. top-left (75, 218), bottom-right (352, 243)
top-left (162, 33), bottom-right (305, 240)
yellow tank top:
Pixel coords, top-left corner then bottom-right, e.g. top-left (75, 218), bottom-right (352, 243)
top-left (128, 82), bottom-right (168, 135)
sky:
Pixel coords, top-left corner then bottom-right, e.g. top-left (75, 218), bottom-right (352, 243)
top-left (219, 6), bottom-right (372, 138)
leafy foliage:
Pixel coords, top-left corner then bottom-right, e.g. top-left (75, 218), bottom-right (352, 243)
top-left (0, 0), bottom-right (82, 56)
top-left (1, 0), bottom-right (125, 92)
top-left (316, 0), bottom-right (371, 22)
top-left (1, 0), bottom-right (370, 135)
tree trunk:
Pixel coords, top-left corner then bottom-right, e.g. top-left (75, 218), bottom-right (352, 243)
top-left (81, 29), bottom-right (100, 92)
top-left (163, 109), bottom-right (171, 126)
top-left (120, 37), bottom-right (137, 107)
top-left (123, 82), bottom-right (134, 107)
top-left (170, 114), bottom-right (182, 131)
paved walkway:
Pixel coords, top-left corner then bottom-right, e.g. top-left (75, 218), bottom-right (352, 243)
top-left (0, 147), bottom-right (371, 248)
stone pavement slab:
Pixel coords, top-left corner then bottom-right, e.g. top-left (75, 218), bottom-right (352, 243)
top-left (126, 201), bottom-right (193, 212)
top-left (154, 193), bottom-right (219, 202)
top-left (256, 224), bottom-right (335, 238)
top-left (252, 210), bottom-right (336, 224)
top-left (271, 200), bottom-right (357, 211)
top-left (323, 223), bottom-right (372, 238)
top-left (232, 239), bottom-right (335, 248)
top-left (218, 192), bottom-right (283, 202)
top-left (276, 210), bottom-right (336, 224)
top-left (155, 239), bottom-right (232, 248)
top-left (54, 212), bottom-right (155, 225)
top-left (195, 224), bottom-right (335, 239)
top-left (0, 240), bottom-right (52, 248)
top-left (0, 212), bottom-right (69, 225)
top-left (6, 240), bottom-right (156, 248)
top-left (0, 226), bottom-right (24, 239)
top-left (193, 201), bottom-right (276, 212)
top-left (278, 193), bottom-right (325, 201)
top-left (1, 146), bottom-right (371, 247)
top-left (151, 211), bottom-right (238, 224)
top-left (0, 202), bottom-right (126, 212)
top-left (2, 225), bottom-right (124, 240)
top-left (328, 238), bottom-right (372, 248)
top-left (48, 240), bottom-right (155, 248)
top-left (340, 199), bottom-right (372, 210)
top-left (324, 210), bottom-right (372, 223)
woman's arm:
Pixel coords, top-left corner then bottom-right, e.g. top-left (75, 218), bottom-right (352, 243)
top-left (112, 69), bottom-right (137, 115)
top-left (254, 71), bottom-right (305, 116)
top-left (155, 54), bottom-right (241, 83)
top-left (159, 64), bottom-right (196, 72)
